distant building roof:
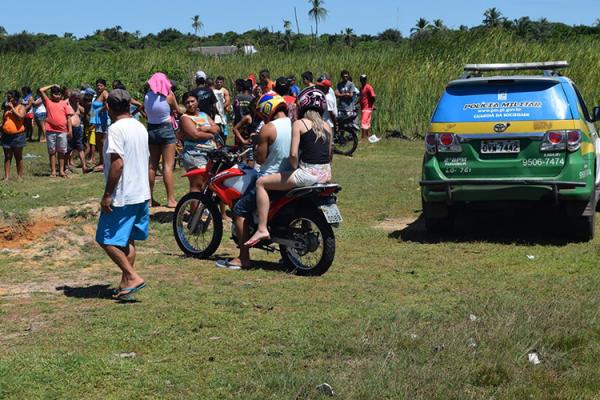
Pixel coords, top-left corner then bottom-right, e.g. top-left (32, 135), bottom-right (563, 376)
top-left (188, 45), bottom-right (257, 56)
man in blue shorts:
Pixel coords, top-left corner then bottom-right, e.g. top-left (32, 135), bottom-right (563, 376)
top-left (96, 89), bottom-right (151, 300)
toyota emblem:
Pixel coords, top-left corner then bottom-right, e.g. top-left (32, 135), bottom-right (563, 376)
top-left (494, 123), bottom-right (509, 133)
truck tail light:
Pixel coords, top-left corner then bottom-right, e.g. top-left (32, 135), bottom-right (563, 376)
top-left (425, 134), bottom-right (437, 154)
top-left (541, 130), bottom-right (583, 152)
top-left (437, 133), bottom-right (462, 153)
top-left (541, 130), bottom-right (566, 151)
top-left (566, 130), bottom-right (582, 152)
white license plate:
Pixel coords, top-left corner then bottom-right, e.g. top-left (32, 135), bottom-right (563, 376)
top-left (320, 204), bottom-right (343, 224)
top-left (481, 140), bottom-right (520, 154)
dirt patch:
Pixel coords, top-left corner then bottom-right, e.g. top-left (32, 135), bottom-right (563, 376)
top-left (0, 198), bottom-right (99, 251)
top-left (374, 216), bottom-right (420, 233)
top-left (0, 219), bottom-right (63, 249)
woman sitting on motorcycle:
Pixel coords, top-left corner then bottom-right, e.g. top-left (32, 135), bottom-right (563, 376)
top-left (179, 92), bottom-right (220, 192)
top-left (245, 87), bottom-right (333, 247)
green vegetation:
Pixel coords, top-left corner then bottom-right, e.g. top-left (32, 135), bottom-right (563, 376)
top-left (2, 140), bottom-right (600, 399)
top-left (1, 30), bottom-right (600, 137)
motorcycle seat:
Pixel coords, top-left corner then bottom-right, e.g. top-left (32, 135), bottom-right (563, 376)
top-left (285, 183), bottom-right (341, 198)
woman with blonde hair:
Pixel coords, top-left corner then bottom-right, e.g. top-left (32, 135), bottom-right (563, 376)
top-left (245, 87), bottom-right (333, 247)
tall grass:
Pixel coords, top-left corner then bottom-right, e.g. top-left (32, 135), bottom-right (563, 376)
top-left (2, 30), bottom-right (599, 137)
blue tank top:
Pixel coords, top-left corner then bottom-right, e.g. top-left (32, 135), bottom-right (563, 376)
top-left (260, 117), bottom-right (292, 176)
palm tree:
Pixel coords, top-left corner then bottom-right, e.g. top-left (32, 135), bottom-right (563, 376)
top-left (191, 15), bottom-right (203, 36)
top-left (483, 8), bottom-right (504, 28)
top-left (0, 26), bottom-right (6, 38)
top-left (432, 19), bottom-right (446, 30)
top-left (308, 0), bottom-right (328, 38)
top-left (410, 18), bottom-right (430, 35)
top-left (343, 27), bottom-right (355, 46)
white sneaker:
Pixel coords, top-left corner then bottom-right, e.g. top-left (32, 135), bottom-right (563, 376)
top-left (368, 134), bottom-right (381, 143)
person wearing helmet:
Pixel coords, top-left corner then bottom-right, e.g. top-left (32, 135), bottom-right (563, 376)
top-left (216, 92), bottom-right (292, 270)
top-left (244, 87), bottom-right (333, 248)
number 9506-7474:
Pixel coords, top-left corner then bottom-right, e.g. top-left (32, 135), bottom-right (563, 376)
top-left (522, 158), bottom-right (565, 167)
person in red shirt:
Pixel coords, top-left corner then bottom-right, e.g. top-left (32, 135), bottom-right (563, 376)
top-left (358, 74), bottom-right (376, 140)
top-left (38, 84), bottom-right (73, 178)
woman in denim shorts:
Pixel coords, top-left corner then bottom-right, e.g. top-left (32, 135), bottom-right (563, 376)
top-left (144, 72), bottom-right (179, 208)
top-left (32, 95), bottom-right (47, 142)
top-left (179, 92), bottom-right (220, 192)
top-left (2, 90), bottom-right (27, 180)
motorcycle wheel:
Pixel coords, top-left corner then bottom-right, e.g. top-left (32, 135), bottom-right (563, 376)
top-left (173, 192), bottom-right (223, 258)
top-left (279, 208), bottom-right (336, 276)
top-left (333, 128), bottom-right (359, 156)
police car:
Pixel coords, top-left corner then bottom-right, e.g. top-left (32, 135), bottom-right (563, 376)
top-left (421, 61), bottom-right (600, 239)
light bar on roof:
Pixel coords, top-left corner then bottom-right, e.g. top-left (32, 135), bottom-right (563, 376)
top-left (464, 61), bottom-right (569, 72)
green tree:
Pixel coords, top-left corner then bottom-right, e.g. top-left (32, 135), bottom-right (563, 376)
top-left (432, 19), bottom-right (446, 30)
top-left (308, 0), bottom-right (328, 38)
top-left (191, 15), bottom-right (203, 36)
top-left (282, 20), bottom-right (292, 51)
top-left (0, 26), bottom-right (6, 38)
top-left (343, 27), bottom-right (355, 46)
top-left (483, 8), bottom-right (505, 28)
top-left (410, 18), bottom-right (430, 36)
top-left (378, 28), bottom-right (401, 42)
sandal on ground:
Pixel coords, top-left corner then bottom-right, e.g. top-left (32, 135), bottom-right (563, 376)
top-left (112, 282), bottom-right (146, 300)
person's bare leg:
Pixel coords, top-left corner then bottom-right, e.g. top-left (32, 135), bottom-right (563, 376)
top-left (13, 147), bottom-right (24, 181)
top-left (96, 133), bottom-right (104, 166)
top-left (161, 144), bottom-right (177, 207)
top-left (148, 145), bottom-right (161, 206)
top-left (229, 216), bottom-right (251, 268)
top-left (101, 243), bottom-right (144, 295)
top-left (245, 173), bottom-right (295, 246)
top-left (58, 153), bottom-right (67, 177)
top-left (3, 148), bottom-right (12, 181)
top-left (189, 175), bottom-right (205, 192)
top-left (49, 152), bottom-right (57, 177)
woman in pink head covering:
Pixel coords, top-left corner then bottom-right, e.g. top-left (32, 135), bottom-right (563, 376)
top-left (144, 72), bottom-right (179, 208)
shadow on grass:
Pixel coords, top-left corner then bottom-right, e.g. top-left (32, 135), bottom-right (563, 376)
top-left (150, 211), bottom-right (174, 224)
top-left (392, 211), bottom-right (574, 246)
top-left (57, 284), bottom-right (141, 303)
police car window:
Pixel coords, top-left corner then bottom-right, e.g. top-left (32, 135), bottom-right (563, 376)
top-left (573, 86), bottom-right (591, 122)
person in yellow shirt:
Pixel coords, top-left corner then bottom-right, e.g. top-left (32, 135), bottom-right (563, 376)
top-left (1, 90), bottom-right (26, 181)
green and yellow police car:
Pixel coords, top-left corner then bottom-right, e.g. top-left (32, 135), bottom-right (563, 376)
top-left (421, 61), bottom-right (600, 239)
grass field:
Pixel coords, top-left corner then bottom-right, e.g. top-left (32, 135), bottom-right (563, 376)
top-left (2, 31), bottom-right (600, 138)
top-left (2, 139), bottom-right (600, 399)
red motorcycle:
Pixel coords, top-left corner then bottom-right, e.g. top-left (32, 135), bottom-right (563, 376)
top-left (172, 146), bottom-right (342, 276)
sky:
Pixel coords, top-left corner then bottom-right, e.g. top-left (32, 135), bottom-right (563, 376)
top-left (0, 0), bottom-right (598, 38)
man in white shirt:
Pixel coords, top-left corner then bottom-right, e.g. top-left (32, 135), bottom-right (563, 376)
top-left (95, 89), bottom-right (151, 300)
top-left (316, 75), bottom-right (338, 130)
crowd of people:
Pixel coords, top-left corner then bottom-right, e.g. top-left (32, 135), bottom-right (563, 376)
top-left (0, 69), bottom-right (376, 182)
top-left (0, 68), bottom-right (376, 298)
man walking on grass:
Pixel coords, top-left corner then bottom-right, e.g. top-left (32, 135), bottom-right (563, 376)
top-left (95, 89), bottom-right (150, 300)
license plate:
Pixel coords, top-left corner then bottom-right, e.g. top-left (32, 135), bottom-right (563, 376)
top-left (481, 140), bottom-right (520, 154)
top-left (320, 204), bottom-right (343, 224)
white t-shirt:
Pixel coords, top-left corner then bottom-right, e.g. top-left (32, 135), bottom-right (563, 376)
top-left (103, 118), bottom-right (151, 207)
top-left (323, 87), bottom-right (338, 128)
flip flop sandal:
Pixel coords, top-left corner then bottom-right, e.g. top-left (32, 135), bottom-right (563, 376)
top-left (113, 282), bottom-right (146, 300)
top-left (215, 259), bottom-right (242, 270)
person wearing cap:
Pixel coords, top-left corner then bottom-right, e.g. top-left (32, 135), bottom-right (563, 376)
top-left (359, 74), bottom-right (376, 140)
top-left (316, 75), bottom-right (338, 131)
top-left (38, 84), bottom-right (74, 178)
top-left (192, 71), bottom-right (218, 118)
top-left (96, 88), bottom-right (150, 300)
